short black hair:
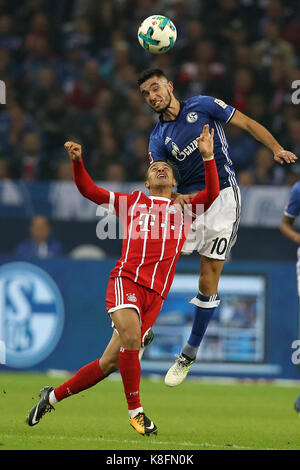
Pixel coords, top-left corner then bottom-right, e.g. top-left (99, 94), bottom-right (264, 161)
top-left (137, 68), bottom-right (168, 87)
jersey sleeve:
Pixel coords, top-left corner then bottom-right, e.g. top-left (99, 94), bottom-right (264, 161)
top-left (189, 159), bottom-right (220, 214)
top-left (107, 191), bottom-right (133, 218)
top-left (284, 183), bottom-right (300, 218)
top-left (72, 159), bottom-right (130, 217)
top-left (201, 95), bottom-right (236, 123)
top-left (148, 132), bottom-right (168, 164)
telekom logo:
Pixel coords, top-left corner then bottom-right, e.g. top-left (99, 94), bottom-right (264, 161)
top-left (139, 213), bottom-right (156, 232)
top-left (96, 198), bottom-right (203, 241)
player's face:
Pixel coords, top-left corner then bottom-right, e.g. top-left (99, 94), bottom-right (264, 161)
top-left (145, 162), bottom-right (176, 190)
top-left (140, 77), bottom-right (173, 114)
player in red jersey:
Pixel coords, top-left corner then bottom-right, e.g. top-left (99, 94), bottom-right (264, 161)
top-left (26, 125), bottom-right (219, 436)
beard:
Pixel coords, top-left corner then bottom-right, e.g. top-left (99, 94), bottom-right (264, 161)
top-left (151, 89), bottom-right (172, 115)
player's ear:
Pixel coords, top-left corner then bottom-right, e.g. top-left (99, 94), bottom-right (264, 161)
top-left (168, 81), bottom-right (174, 93)
top-left (145, 180), bottom-right (150, 190)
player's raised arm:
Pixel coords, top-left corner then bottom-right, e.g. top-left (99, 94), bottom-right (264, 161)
top-left (64, 141), bottom-right (82, 162)
top-left (197, 124), bottom-right (215, 161)
top-left (190, 125), bottom-right (220, 206)
top-left (230, 110), bottom-right (297, 165)
top-left (64, 141), bottom-right (111, 206)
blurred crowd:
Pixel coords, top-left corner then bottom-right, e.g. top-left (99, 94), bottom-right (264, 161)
top-left (0, 0), bottom-right (299, 187)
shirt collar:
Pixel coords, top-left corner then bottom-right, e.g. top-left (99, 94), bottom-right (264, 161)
top-left (159, 101), bottom-right (185, 123)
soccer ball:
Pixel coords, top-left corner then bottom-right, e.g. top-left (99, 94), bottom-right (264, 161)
top-left (138, 15), bottom-right (177, 54)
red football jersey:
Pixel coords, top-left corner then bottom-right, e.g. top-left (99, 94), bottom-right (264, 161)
top-left (72, 158), bottom-right (219, 299)
top-left (108, 190), bottom-right (187, 298)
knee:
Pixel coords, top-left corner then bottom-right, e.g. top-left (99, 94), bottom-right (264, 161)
top-left (120, 330), bottom-right (141, 350)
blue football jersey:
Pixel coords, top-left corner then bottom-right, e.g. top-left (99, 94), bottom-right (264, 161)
top-left (284, 181), bottom-right (300, 218)
top-left (148, 95), bottom-right (237, 194)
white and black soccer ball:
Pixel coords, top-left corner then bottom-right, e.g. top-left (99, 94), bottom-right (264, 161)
top-left (138, 15), bottom-right (177, 54)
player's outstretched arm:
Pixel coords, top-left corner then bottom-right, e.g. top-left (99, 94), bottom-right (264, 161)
top-left (230, 110), bottom-right (297, 165)
top-left (191, 125), bottom-right (220, 205)
top-left (64, 141), bottom-right (111, 206)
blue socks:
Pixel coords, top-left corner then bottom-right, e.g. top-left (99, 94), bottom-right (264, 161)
top-left (182, 292), bottom-right (220, 360)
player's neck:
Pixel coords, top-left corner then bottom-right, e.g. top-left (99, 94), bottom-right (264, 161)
top-left (149, 187), bottom-right (172, 199)
top-left (162, 97), bottom-right (180, 121)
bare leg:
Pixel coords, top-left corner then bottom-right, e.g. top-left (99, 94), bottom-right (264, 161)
top-left (99, 329), bottom-right (121, 375)
top-left (199, 256), bottom-right (225, 295)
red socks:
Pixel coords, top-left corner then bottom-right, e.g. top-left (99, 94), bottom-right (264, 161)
top-left (54, 358), bottom-right (106, 401)
top-left (53, 351), bottom-right (142, 414)
top-left (118, 348), bottom-right (142, 411)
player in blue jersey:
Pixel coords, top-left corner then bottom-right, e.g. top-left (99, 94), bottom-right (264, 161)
top-left (138, 68), bottom-right (297, 386)
top-left (280, 182), bottom-right (300, 415)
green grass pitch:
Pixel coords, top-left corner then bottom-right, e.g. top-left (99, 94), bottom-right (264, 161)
top-left (0, 371), bottom-right (300, 450)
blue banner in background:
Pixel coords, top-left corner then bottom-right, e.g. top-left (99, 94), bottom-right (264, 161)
top-left (0, 257), bottom-right (299, 381)
top-left (0, 180), bottom-right (145, 220)
top-left (0, 258), bottom-right (115, 372)
top-left (147, 273), bottom-right (266, 363)
top-left (0, 181), bottom-right (297, 228)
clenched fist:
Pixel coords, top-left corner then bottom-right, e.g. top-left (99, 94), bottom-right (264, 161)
top-left (64, 141), bottom-right (82, 161)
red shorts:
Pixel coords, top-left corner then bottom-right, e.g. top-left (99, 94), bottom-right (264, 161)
top-left (106, 276), bottom-right (163, 340)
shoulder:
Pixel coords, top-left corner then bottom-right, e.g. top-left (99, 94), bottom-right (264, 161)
top-left (148, 124), bottom-right (168, 157)
top-left (185, 95), bottom-right (214, 106)
top-left (199, 95), bottom-right (230, 109)
top-left (130, 190), bottom-right (148, 202)
top-left (131, 190), bottom-right (142, 197)
top-left (184, 95), bottom-right (226, 114)
top-left (190, 95), bottom-right (235, 122)
top-left (124, 191), bottom-right (151, 209)
top-left (149, 122), bottom-right (165, 149)
top-left (289, 181), bottom-right (300, 196)
top-left (150, 120), bottom-right (163, 137)
top-left (189, 95), bottom-right (232, 109)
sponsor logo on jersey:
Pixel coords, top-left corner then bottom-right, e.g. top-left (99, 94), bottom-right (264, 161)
top-left (171, 141), bottom-right (180, 156)
top-left (186, 112), bottom-right (198, 123)
top-left (126, 292), bottom-right (137, 302)
top-left (0, 262), bottom-right (64, 368)
top-left (170, 139), bottom-right (199, 161)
